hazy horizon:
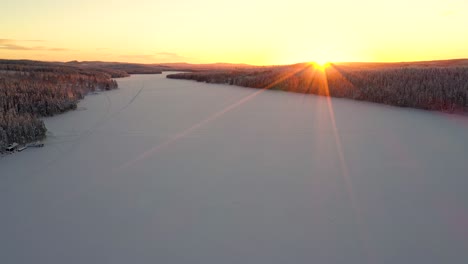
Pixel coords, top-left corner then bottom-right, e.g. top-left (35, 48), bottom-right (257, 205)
top-left (2, 0), bottom-right (468, 65)
top-left (4, 57), bottom-right (468, 68)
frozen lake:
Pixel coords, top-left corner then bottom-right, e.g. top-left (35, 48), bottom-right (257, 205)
top-left (1, 73), bottom-right (468, 263)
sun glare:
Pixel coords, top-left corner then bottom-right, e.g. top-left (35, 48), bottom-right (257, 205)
top-left (310, 60), bottom-right (330, 70)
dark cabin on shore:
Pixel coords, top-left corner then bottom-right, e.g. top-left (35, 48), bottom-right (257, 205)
top-left (6, 143), bottom-right (19, 152)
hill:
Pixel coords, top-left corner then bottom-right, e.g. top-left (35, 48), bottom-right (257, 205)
top-left (65, 60), bottom-right (164, 74)
top-left (156, 62), bottom-right (260, 71)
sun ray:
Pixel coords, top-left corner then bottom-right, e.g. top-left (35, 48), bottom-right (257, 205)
top-left (316, 67), bottom-right (375, 263)
top-left (117, 64), bottom-right (311, 170)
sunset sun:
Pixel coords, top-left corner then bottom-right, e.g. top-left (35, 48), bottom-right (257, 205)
top-left (310, 59), bottom-right (330, 69)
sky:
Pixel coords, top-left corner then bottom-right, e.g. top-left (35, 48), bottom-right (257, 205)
top-left (1, 0), bottom-right (468, 65)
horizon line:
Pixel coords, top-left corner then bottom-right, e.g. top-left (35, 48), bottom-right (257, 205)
top-left (2, 57), bottom-right (468, 67)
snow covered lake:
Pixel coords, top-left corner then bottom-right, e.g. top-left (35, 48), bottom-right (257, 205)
top-left (1, 73), bottom-right (468, 263)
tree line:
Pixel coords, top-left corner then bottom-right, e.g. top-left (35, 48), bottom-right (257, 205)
top-left (0, 62), bottom-right (119, 152)
top-left (167, 62), bottom-right (468, 112)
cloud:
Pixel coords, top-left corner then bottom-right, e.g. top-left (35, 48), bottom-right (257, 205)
top-left (155, 52), bottom-right (178, 56)
top-left (155, 52), bottom-right (188, 61)
top-left (47, 47), bottom-right (69, 51)
top-left (119, 54), bottom-right (155, 60)
top-left (0, 39), bottom-right (69, 51)
top-left (119, 52), bottom-right (191, 62)
top-left (0, 39), bottom-right (45, 42)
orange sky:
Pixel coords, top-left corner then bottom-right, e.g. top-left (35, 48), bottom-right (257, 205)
top-left (1, 0), bottom-right (468, 65)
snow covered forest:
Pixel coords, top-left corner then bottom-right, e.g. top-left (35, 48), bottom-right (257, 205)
top-left (167, 60), bottom-right (468, 112)
top-left (0, 60), bottom-right (120, 151)
top-left (3, 58), bottom-right (468, 152)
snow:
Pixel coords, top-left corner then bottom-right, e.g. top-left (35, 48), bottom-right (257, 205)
top-left (1, 73), bottom-right (468, 263)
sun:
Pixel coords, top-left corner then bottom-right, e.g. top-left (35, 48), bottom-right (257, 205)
top-left (310, 60), bottom-right (330, 70)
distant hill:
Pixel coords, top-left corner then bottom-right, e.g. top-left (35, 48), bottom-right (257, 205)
top-left (4, 58), bottom-right (468, 74)
top-left (69, 61), bottom-right (259, 73)
top-left (65, 60), bottom-right (164, 74)
top-left (333, 59), bottom-right (468, 70)
top-left (156, 62), bottom-right (260, 71)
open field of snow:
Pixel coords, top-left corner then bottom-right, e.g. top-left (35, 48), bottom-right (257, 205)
top-left (1, 73), bottom-right (468, 263)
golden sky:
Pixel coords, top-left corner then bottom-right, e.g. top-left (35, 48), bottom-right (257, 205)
top-left (1, 0), bottom-right (467, 65)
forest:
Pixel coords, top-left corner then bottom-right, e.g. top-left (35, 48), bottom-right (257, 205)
top-left (0, 60), bottom-right (122, 152)
top-left (0, 59), bottom-right (264, 152)
top-left (3, 58), bottom-right (468, 152)
top-left (167, 60), bottom-right (468, 113)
